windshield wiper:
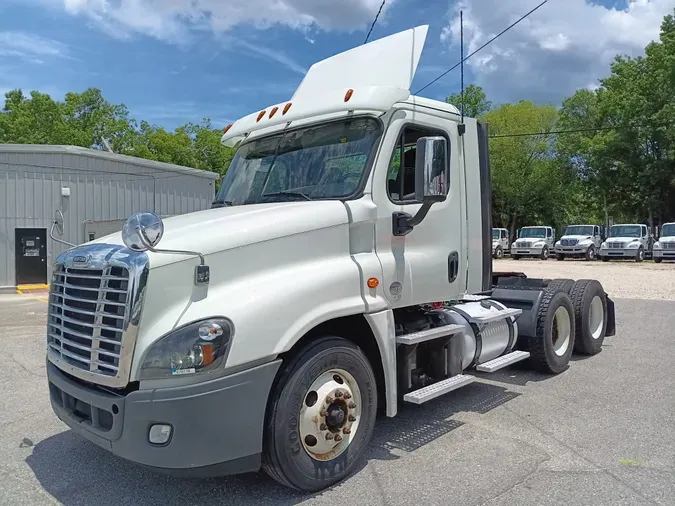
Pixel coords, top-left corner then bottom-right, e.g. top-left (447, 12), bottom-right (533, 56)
top-left (262, 191), bottom-right (312, 201)
top-left (211, 199), bottom-right (233, 208)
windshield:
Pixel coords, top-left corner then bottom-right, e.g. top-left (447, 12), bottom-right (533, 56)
top-left (213, 117), bottom-right (381, 206)
top-left (661, 224), bottom-right (675, 237)
top-left (492, 229), bottom-right (500, 240)
top-left (519, 227), bottom-right (546, 238)
top-left (609, 225), bottom-right (641, 238)
top-left (565, 226), bottom-right (594, 236)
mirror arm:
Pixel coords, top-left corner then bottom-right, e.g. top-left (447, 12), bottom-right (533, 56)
top-left (50, 222), bottom-right (77, 248)
top-left (392, 201), bottom-right (434, 237)
top-left (136, 226), bottom-right (206, 265)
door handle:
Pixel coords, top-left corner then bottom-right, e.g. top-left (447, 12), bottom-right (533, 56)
top-left (448, 251), bottom-right (459, 283)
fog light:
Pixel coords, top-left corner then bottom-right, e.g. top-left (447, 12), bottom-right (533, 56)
top-left (149, 424), bottom-right (172, 444)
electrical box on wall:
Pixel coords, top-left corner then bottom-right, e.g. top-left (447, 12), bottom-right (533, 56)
top-left (61, 187), bottom-right (71, 197)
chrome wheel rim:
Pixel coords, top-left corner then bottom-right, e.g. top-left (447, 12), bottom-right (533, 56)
top-left (552, 306), bottom-right (571, 356)
top-left (589, 295), bottom-right (604, 339)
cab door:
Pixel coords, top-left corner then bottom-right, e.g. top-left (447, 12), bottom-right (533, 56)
top-left (372, 109), bottom-right (463, 307)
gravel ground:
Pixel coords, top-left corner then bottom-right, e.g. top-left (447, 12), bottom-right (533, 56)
top-left (2, 293), bottom-right (675, 506)
top-left (495, 258), bottom-right (675, 300)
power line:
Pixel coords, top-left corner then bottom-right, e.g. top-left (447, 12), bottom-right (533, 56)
top-left (364, 0), bottom-right (386, 44)
top-left (415, 0), bottom-right (548, 94)
top-left (489, 123), bottom-right (674, 139)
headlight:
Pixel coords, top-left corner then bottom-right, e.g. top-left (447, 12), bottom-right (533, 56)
top-left (555, 241), bottom-right (561, 247)
top-left (601, 243), bottom-right (607, 249)
top-left (534, 242), bottom-right (545, 247)
top-left (511, 242), bottom-right (516, 248)
top-left (654, 242), bottom-right (661, 249)
top-left (628, 242), bottom-right (639, 248)
top-left (139, 317), bottom-right (234, 380)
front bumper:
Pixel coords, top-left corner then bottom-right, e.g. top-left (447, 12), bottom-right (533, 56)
top-left (653, 249), bottom-right (675, 259)
top-left (555, 246), bottom-right (589, 255)
top-left (598, 248), bottom-right (640, 258)
top-left (513, 246), bottom-right (545, 256)
top-left (47, 359), bottom-right (281, 477)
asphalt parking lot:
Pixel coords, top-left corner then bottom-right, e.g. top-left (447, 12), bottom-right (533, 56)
top-left (1, 263), bottom-right (674, 506)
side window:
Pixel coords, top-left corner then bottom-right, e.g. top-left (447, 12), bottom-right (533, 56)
top-left (642, 226), bottom-right (647, 238)
top-left (594, 226), bottom-right (599, 236)
top-left (502, 230), bottom-right (507, 239)
top-left (547, 228), bottom-right (552, 238)
top-left (387, 125), bottom-right (450, 203)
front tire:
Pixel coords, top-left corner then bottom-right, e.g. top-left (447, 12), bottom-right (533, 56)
top-left (585, 246), bottom-right (596, 261)
top-left (556, 253), bottom-right (565, 261)
top-left (540, 246), bottom-right (550, 260)
top-left (494, 246), bottom-right (503, 259)
top-left (262, 336), bottom-right (377, 491)
top-left (635, 247), bottom-right (644, 262)
top-left (528, 289), bottom-right (575, 374)
top-left (654, 257), bottom-right (663, 264)
top-left (512, 254), bottom-right (521, 260)
top-left (570, 280), bottom-right (607, 355)
top-left (601, 256), bottom-right (609, 262)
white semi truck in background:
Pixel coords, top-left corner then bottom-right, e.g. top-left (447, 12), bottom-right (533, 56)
top-left (599, 223), bottom-right (651, 262)
top-left (511, 226), bottom-right (556, 260)
top-left (653, 222), bottom-right (675, 263)
top-left (44, 27), bottom-right (616, 492)
top-left (554, 224), bottom-right (604, 261)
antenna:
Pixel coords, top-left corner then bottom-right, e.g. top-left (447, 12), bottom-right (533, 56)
top-left (460, 10), bottom-right (465, 123)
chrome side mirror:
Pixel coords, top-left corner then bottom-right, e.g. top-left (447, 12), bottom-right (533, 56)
top-left (414, 136), bottom-right (449, 204)
top-left (50, 209), bottom-right (77, 248)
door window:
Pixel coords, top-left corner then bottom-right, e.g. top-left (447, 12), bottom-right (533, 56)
top-left (387, 125), bottom-right (450, 204)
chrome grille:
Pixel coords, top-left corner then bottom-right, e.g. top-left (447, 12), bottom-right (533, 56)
top-left (608, 242), bottom-right (625, 249)
top-left (663, 242), bottom-right (675, 250)
top-left (48, 265), bottom-right (130, 377)
top-left (561, 238), bottom-right (578, 246)
top-left (517, 241), bottom-right (532, 248)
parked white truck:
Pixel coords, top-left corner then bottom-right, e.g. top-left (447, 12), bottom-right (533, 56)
top-left (44, 26), bottom-right (616, 493)
top-left (599, 223), bottom-right (650, 262)
top-left (492, 227), bottom-right (510, 258)
top-left (653, 222), bottom-right (675, 263)
top-left (511, 226), bottom-right (555, 260)
top-left (554, 225), bottom-right (603, 261)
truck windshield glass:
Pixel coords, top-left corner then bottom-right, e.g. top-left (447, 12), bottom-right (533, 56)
top-left (609, 225), bottom-right (641, 238)
top-left (519, 227), bottom-right (546, 238)
top-left (492, 230), bottom-right (500, 240)
top-left (565, 226), bottom-right (594, 236)
top-left (661, 224), bottom-right (675, 237)
top-left (214, 117), bottom-right (381, 206)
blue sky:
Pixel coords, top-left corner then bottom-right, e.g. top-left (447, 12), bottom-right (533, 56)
top-left (1, 0), bottom-right (673, 130)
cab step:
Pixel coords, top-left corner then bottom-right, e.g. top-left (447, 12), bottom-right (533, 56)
top-left (403, 374), bottom-right (474, 404)
top-left (475, 350), bottom-right (530, 373)
top-left (395, 324), bottom-right (464, 345)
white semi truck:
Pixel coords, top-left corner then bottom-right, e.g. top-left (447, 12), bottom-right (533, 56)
top-left (44, 26), bottom-right (616, 492)
top-left (492, 227), bottom-right (510, 258)
top-left (511, 226), bottom-right (555, 260)
top-left (554, 224), bottom-right (604, 261)
top-left (653, 222), bottom-right (675, 263)
top-left (599, 223), bottom-right (650, 262)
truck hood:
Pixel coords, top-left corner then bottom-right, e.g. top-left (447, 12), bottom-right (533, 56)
top-left (93, 201), bottom-right (349, 268)
top-left (606, 237), bottom-right (641, 243)
top-left (659, 236), bottom-right (675, 242)
top-left (560, 235), bottom-right (592, 241)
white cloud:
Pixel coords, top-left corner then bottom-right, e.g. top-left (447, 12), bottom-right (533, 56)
top-left (440, 0), bottom-right (675, 104)
top-left (0, 32), bottom-right (70, 63)
top-left (51, 0), bottom-right (393, 42)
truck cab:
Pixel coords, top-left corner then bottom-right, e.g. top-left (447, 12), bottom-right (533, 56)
top-left (492, 228), bottom-right (510, 258)
top-left (43, 26), bottom-right (615, 493)
top-left (653, 222), bottom-right (675, 263)
top-left (554, 224), bottom-right (603, 261)
top-left (511, 226), bottom-right (555, 260)
top-left (599, 223), bottom-right (649, 262)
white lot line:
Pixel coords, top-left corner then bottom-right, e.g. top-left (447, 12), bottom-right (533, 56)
top-left (495, 258), bottom-right (675, 300)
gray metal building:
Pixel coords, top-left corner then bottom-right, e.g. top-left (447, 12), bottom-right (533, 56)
top-left (0, 144), bottom-right (219, 292)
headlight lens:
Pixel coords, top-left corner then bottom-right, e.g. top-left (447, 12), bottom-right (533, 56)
top-left (628, 242), bottom-right (639, 248)
top-left (139, 318), bottom-right (234, 380)
top-left (601, 243), bottom-right (607, 249)
top-left (654, 242), bottom-right (661, 249)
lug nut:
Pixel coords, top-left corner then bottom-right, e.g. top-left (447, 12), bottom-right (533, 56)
top-left (348, 402), bottom-right (356, 409)
top-left (319, 408), bottom-right (326, 417)
top-left (334, 434), bottom-right (342, 442)
top-left (348, 415), bottom-right (356, 422)
top-left (335, 391), bottom-right (343, 398)
top-left (320, 423), bottom-right (327, 431)
top-left (312, 415), bottom-right (318, 423)
top-left (325, 433), bottom-right (334, 440)
top-left (326, 396), bottom-right (333, 404)
top-left (343, 392), bottom-right (352, 400)
top-left (343, 428), bottom-right (351, 434)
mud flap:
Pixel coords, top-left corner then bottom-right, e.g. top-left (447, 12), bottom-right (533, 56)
top-left (605, 295), bottom-right (616, 337)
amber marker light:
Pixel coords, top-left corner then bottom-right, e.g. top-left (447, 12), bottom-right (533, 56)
top-left (223, 124), bottom-right (233, 134)
top-left (367, 277), bottom-right (379, 289)
top-left (269, 106), bottom-right (279, 118)
top-left (283, 102), bottom-right (292, 115)
top-left (344, 89), bottom-right (354, 102)
top-left (256, 110), bottom-right (266, 122)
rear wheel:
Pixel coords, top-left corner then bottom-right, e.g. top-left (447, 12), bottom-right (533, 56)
top-left (585, 246), bottom-right (596, 261)
top-left (528, 289), bottom-right (575, 374)
top-left (262, 336), bottom-right (377, 491)
top-left (556, 253), bottom-right (565, 261)
top-left (570, 280), bottom-right (607, 355)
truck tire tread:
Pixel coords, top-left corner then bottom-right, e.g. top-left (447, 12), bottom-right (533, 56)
top-left (546, 278), bottom-right (575, 295)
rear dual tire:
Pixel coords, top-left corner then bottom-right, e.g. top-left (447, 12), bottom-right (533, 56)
top-left (570, 280), bottom-right (607, 355)
top-left (528, 289), bottom-right (575, 374)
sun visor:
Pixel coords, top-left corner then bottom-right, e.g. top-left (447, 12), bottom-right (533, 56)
top-left (291, 25), bottom-right (429, 102)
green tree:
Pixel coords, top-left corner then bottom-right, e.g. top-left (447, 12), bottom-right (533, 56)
top-left (446, 84), bottom-right (492, 118)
